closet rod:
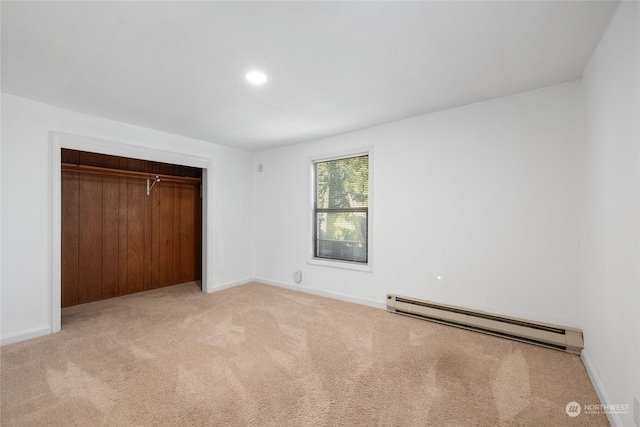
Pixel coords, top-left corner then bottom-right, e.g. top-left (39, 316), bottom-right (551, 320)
top-left (61, 163), bottom-right (202, 184)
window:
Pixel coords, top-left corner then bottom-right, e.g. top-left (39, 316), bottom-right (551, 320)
top-left (312, 153), bottom-right (369, 265)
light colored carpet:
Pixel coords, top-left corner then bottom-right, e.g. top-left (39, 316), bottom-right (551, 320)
top-left (1, 282), bottom-right (607, 426)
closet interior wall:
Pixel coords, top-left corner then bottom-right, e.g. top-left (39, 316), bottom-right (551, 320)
top-left (61, 149), bottom-right (202, 307)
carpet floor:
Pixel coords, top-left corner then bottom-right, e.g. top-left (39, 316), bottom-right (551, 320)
top-left (1, 282), bottom-right (608, 426)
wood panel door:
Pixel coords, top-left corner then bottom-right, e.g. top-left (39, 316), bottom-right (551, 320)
top-left (61, 156), bottom-right (202, 308)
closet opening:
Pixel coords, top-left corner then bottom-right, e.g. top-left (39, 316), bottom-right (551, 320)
top-left (61, 149), bottom-right (203, 307)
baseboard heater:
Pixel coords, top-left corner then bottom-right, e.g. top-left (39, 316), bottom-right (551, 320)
top-left (387, 294), bottom-right (583, 354)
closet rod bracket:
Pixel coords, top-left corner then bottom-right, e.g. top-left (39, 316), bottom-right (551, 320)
top-left (146, 176), bottom-right (160, 195)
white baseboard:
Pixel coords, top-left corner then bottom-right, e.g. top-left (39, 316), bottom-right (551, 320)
top-left (255, 277), bottom-right (386, 310)
top-left (581, 349), bottom-right (623, 427)
top-left (1, 278), bottom-right (383, 346)
top-left (205, 277), bottom-right (255, 293)
top-left (1, 325), bottom-right (52, 346)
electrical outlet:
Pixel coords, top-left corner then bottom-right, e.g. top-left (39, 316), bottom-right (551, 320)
top-left (634, 395), bottom-right (639, 426)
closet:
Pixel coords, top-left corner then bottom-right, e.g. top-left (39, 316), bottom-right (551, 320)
top-left (61, 149), bottom-right (202, 307)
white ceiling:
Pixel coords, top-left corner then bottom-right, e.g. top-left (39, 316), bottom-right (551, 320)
top-left (2, 1), bottom-right (618, 152)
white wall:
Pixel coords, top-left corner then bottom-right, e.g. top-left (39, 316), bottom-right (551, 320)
top-left (254, 81), bottom-right (583, 327)
top-left (0, 94), bottom-right (254, 344)
top-left (580, 2), bottom-right (640, 427)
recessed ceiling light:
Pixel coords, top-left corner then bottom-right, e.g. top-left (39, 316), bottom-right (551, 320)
top-left (245, 70), bottom-right (267, 85)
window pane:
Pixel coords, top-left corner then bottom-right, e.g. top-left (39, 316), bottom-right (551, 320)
top-left (316, 211), bottom-right (367, 262)
top-left (316, 156), bottom-right (368, 210)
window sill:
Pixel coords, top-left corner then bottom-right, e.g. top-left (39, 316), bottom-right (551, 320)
top-left (307, 257), bottom-right (372, 272)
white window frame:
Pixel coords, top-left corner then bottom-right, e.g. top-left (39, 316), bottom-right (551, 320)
top-left (308, 147), bottom-right (373, 272)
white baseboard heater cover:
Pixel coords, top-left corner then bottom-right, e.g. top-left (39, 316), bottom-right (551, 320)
top-left (387, 294), bottom-right (583, 354)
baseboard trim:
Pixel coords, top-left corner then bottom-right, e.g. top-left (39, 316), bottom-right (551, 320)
top-left (1, 325), bottom-right (52, 346)
top-left (255, 277), bottom-right (386, 310)
top-left (0, 279), bottom-right (381, 346)
top-left (205, 277), bottom-right (255, 293)
top-left (581, 349), bottom-right (623, 427)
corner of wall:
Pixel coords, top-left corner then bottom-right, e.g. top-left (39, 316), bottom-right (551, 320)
top-left (579, 2), bottom-right (640, 426)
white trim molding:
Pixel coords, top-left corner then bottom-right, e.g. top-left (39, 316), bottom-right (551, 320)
top-left (255, 277), bottom-right (385, 310)
top-left (1, 277), bottom-right (383, 346)
top-left (206, 277), bottom-right (256, 293)
top-left (1, 326), bottom-right (52, 346)
top-left (581, 349), bottom-right (624, 427)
